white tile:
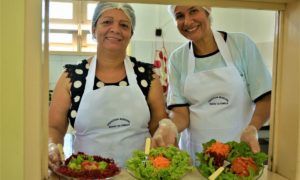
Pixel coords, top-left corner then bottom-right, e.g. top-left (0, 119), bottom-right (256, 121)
top-left (49, 59), bottom-right (64, 87)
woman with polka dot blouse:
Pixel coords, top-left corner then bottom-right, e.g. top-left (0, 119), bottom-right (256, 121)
top-left (48, 2), bottom-right (168, 169)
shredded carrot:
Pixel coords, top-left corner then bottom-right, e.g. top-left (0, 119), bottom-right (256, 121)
top-left (205, 141), bottom-right (231, 157)
top-left (151, 155), bottom-right (170, 169)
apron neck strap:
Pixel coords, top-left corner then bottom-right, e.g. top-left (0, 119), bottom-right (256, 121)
top-left (212, 31), bottom-right (233, 65)
top-left (84, 56), bottom-right (138, 93)
top-left (84, 56), bottom-right (97, 93)
top-left (124, 56), bottom-right (138, 86)
top-left (187, 31), bottom-right (234, 75)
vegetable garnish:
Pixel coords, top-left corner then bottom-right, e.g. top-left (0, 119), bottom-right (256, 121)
top-left (126, 146), bottom-right (193, 180)
top-left (205, 141), bottom-right (231, 167)
top-left (196, 139), bottom-right (268, 180)
top-left (231, 157), bottom-right (258, 177)
top-left (55, 152), bottom-right (120, 179)
top-left (205, 141), bottom-right (231, 157)
top-left (151, 155), bottom-right (170, 169)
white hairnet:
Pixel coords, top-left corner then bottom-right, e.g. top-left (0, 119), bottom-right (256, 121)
top-left (167, 5), bottom-right (211, 19)
top-left (92, 2), bottom-right (135, 32)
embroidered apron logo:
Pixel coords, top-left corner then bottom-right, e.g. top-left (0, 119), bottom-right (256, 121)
top-left (107, 118), bottom-right (130, 128)
top-left (208, 96), bottom-right (229, 105)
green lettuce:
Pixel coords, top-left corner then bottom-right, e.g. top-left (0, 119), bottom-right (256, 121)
top-left (126, 146), bottom-right (193, 180)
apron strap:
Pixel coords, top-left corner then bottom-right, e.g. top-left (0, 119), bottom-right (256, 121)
top-left (124, 56), bottom-right (138, 87)
top-left (83, 56), bottom-right (138, 96)
top-left (187, 31), bottom-right (234, 75)
top-left (212, 31), bottom-right (234, 66)
top-left (84, 55), bottom-right (97, 94)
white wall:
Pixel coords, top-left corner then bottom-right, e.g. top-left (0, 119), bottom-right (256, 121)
top-left (49, 4), bottom-right (276, 90)
top-left (49, 55), bottom-right (89, 90)
top-left (211, 8), bottom-right (276, 73)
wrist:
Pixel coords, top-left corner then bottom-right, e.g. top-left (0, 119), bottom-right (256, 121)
top-left (48, 142), bottom-right (57, 148)
top-left (247, 124), bottom-right (258, 132)
top-left (244, 125), bottom-right (258, 139)
top-left (159, 118), bottom-right (178, 136)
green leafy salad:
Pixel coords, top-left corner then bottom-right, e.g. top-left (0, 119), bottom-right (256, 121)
top-left (126, 146), bottom-right (193, 180)
top-left (196, 139), bottom-right (268, 180)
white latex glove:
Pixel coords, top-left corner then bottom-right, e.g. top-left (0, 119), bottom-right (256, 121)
top-left (240, 125), bottom-right (260, 153)
top-left (151, 118), bottom-right (178, 148)
top-left (48, 143), bottom-right (62, 171)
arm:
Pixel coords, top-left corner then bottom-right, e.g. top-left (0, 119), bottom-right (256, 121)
top-left (48, 72), bottom-right (71, 170)
top-left (49, 71), bottom-right (71, 144)
top-left (151, 64), bottom-right (190, 147)
top-left (241, 93), bottom-right (271, 153)
top-left (151, 106), bottom-right (189, 147)
top-left (147, 74), bottom-right (168, 136)
top-left (152, 50), bottom-right (190, 147)
top-left (169, 106), bottom-right (190, 133)
top-left (249, 93), bottom-right (271, 130)
top-left (237, 34), bottom-right (272, 152)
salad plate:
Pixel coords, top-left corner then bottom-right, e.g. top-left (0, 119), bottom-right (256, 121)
top-left (54, 152), bottom-right (120, 180)
top-left (196, 139), bottom-right (267, 180)
top-left (126, 146), bottom-right (193, 180)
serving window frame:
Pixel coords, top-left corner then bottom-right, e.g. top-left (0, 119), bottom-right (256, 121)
top-left (20, 0), bottom-right (300, 179)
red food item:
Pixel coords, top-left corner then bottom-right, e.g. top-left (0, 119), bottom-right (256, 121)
top-left (81, 160), bottom-right (99, 170)
top-left (56, 152), bottom-right (120, 179)
top-left (230, 157), bottom-right (258, 177)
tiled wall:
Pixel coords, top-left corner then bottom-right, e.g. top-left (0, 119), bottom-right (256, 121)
top-left (49, 55), bottom-right (90, 90)
top-left (49, 40), bottom-right (273, 91)
top-left (49, 41), bottom-right (184, 91)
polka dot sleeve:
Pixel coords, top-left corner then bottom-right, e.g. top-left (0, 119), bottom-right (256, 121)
top-left (64, 60), bottom-right (89, 127)
top-left (130, 57), bottom-right (154, 99)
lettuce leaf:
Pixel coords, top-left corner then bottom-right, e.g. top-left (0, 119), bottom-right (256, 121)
top-left (126, 146), bottom-right (193, 180)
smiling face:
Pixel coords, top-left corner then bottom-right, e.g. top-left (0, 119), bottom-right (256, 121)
top-left (174, 6), bottom-right (211, 43)
top-left (93, 9), bottom-right (132, 53)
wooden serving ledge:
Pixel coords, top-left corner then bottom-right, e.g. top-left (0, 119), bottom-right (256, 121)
top-left (48, 166), bottom-right (287, 180)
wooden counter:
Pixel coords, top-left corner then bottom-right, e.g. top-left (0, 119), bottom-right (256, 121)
top-left (49, 166), bottom-right (287, 180)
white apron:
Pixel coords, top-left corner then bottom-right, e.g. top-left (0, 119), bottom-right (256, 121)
top-left (73, 56), bottom-right (151, 167)
top-left (180, 31), bottom-right (255, 164)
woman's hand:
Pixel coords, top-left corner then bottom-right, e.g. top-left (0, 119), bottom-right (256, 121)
top-left (48, 143), bottom-right (63, 171)
top-left (240, 125), bottom-right (260, 153)
top-left (241, 93), bottom-right (271, 153)
top-left (151, 119), bottom-right (178, 147)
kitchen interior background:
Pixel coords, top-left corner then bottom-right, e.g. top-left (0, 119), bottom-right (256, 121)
top-left (48, 1), bottom-right (276, 157)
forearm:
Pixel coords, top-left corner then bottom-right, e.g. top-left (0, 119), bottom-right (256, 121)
top-left (147, 74), bottom-right (169, 136)
top-left (48, 72), bottom-right (72, 145)
top-left (149, 122), bottom-right (158, 136)
top-left (240, 94), bottom-right (271, 153)
top-left (149, 113), bottom-right (168, 136)
top-left (49, 126), bottom-right (67, 145)
top-left (249, 94), bottom-right (271, 130)
top-left (48, 113), bottom-right (69, 145)
top-left (169, 106), bottom-right (190, 133)
top-left (48, 126), bottom-right (67, 169)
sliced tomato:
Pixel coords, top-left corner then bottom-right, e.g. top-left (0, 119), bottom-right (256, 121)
top-left (231, 157), bottom-right (258, 176)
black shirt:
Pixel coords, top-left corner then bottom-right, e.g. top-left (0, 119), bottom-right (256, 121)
top-left (64, 56), bottom-right (154, 127)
